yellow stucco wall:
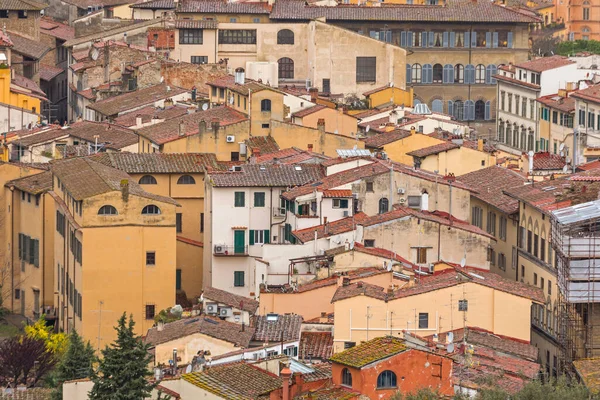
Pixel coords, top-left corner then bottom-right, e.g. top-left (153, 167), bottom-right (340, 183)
top-left (154, 332), bottom-right (238, 366)
top-left (367, 86), bottom-right (414, 108)
top-left (0, 68), bottom-right (41, 113)
top-left (418, 146), bottom-right (497, 176)
top-left (294, 108), bottom-right (358, 137)
top-left (377, 133), bottom-right (444, 165)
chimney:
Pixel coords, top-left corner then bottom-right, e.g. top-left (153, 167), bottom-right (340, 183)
top-left (178, 120), bottom-right (185, 137)
top-left (317, 119), bottom-right (325, 134)
top-left (253, 147), bottom-right (261, 158)
top-left (389, 110), bottom-right (397, 124)
top-left (309, 87), bottom-right (318, 103)
top-left (120, 179), bottom-right (129, 202)
top-left (307, 143), bottom-right (314, 152)
top-left (211, 118), bottom-right (220, 132)
top-left (357, 282), bottom-right (363, 288)
top-left (477, 138), bottom-right (484, 152)
top-left (136, 114), bottom-right (143, 127)
top-left (321, 311), bottom-right (327, 317)
top-left (342, 277), bottom-right (350, 287)
top-left (410, 126), bottom-right (416, 135)
top-left (281, 367), bottom-right (292, 400)
top-left (198, 119), bottom-right (207, 135)
top-left (387, 286), bottom-right (394, 295)
top-left (234, 67), bottom-right (245, 85)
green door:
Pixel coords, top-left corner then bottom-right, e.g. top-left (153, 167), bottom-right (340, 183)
top-left (234, 230), bottom-right (245, 254)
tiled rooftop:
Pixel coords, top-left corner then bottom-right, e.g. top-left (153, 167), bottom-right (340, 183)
top-left (208, 75), bottom-right (281, 96)
top-left (363, 130), bottom-right (411, 148)
top-left (181, 362), bottom-right (282, 399)
top-left (294, 386), bottom-right (360, 399)
top-left (39, 64), bottom-right (64, 81)
top-left (530, 151), bottom-right (567, 170)
top-left (330, 336), bottom-right (407, 368)
top-left (292, 213), bottom-right (369, 243)
top-left (7, 31), bottom-right (50, 60)
top-left (458, 166), bottom-right (528, 214)
top-left (332, 265), bottom-right (546, 304)
top-left (351, 242), bottom-right (417, 268)
top-left (131, 0), bottom-right (174, 8)
top-left (246, 135), bottom-right (280, 155)
top-left (173, 19), bottom-right (218, 29)
top-left (113, 105), bottom-right (189, 127)
top-left (6, 171), bottom-right (52, 195)
top-left (573, 358), bottom-right (600, 394)
top-left (254, 147), bottom-right (330, 165)
top-left (178, 0), bottom-right (271, 13)
top-left (209, 164), bottom-right (324, 187)
top-left (292, 105), bottom-right (328, 118)
top-left (300, 332), bottom-right (333, 360)
top-left (571, 84), bottom-right (600, 103)
top-left (406, 141), bottom-right (460, 158)
top-left (145, 316), bottom-right (255, 347)
top-left (40, 17), bottom-right (75, 41)
top-left (50, 157), bottom-right (177, 204)
top-left (252, 314), bottom-right (303, 342)
top-left (92, 152), bottom-right (223, 174)
top-left (87, 84), bottom-right (188, 117)
top-left (536, 93), bottom-right (576, 113)
top-left (270, 0), bottom-right (539, 22)
top-left (516, 55), bottom-right (575, 73)
top-left (0, 0), bottom-right (45, 10)
top-left (203, 286), bottom-right (259, 314)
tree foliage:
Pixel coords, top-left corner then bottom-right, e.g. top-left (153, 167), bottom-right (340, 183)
top-left (89, 313), bottom-right (155, 400)
top-left (24, 317), bottom-right (68, 356)
top-left (51, 330), bottom-right (95, 400)
top-left (0, 335), bottom-right (58, 387)
top-left (556, 39), bottom-right (600, 57)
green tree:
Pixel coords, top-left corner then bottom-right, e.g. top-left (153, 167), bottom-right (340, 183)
top-left (52, 330), bottom-right (95, 400)
top-left (89, 313), bottom-right (155, 400)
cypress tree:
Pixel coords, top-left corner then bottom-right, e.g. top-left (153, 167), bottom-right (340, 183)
top-left (89, 313), bottom-right (155, 400)
top-left (52, 329), bottom-right (95, 400)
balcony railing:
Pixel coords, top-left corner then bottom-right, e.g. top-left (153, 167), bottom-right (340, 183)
top-left (213, 245), bottom-right (248, 256)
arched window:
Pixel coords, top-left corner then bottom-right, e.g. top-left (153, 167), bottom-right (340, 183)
top-left (278, 57), bottom-right (294, 79)
top-left (413, 99), bottom-right (421, 105)
top-left (139, 175), bottom-right (157, 185)
top-left (98, 205), bottom-right (117, 215)
top-left (506, 124), bottom-right (512, 146)
top-left (341, 368), bottom-right (352, 387)
top-left (454, 64), bottom-right (464, 83)
top-left (277, 29), bottom-right (294, 44)
top-left (377, 370), bottom-right (397, 389)
top-left (465, 64), bottom-right (475, 84)
top-left (378, 198), bottom-right (389, 214)
top-left (142, 205), bottom-right (161, 215)
top-left (520, 127), bottom-right (526, 150)
top-left (443, 64), bottom-right (454, 83)
top-left (432, 63), bottom-right (443, 83)
top-left (453, 100), bottom-right (464, 120)
top-left (513, 124), bottom-right (519, 149)
top-left (486, 64), bottom-right (497, 84)
top-left (464, 100), bottom-right (475, 121)
top-left (261, 99), bottom-right (271, 112)
top-left (475, 100), bottom-right (486, 120)
top-left (411, 63), bottom-right (422, 83)
top-left (422, 64), bottom-right (432, 83)
top-left (475, 64), bottom-right (486, 83)
top-left (498, 122), bottom-right (505, 142)
top-left (177, 175), bottom-right (196, 185)
top-left (431, 99), bottom-right (443, 113)
top-left (528, 130), bottom-right (534, 151)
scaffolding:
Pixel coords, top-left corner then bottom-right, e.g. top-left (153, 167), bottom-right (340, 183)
top-left (552, 200), bottom-right (600, 372)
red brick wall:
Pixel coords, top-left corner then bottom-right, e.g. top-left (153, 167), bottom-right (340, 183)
top-left (331, 349), bottom-right (454, 399)
top-left (148, 28), bottom-right (175, 50)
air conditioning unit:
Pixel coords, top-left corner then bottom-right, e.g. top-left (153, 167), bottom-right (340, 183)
top-left (219, 307), bottom-right (233, 318)
top-left (399, 198), bottom-right (406, 203)
top-left (273, 207), bottom-right (286, 217)
top-left (397, 188), bottom-right (405, 195)
top-left (343, 211), bottom-right (349, 217)
top-left (226, 135), bottom-right (235, 143)
top-left (214, 245), bottom-right (226, 254)
top-left (206, 303), bottom-right (218, 315)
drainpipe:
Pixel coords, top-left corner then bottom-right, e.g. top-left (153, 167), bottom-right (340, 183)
top-left (10, 187), bottom-right (14, 311)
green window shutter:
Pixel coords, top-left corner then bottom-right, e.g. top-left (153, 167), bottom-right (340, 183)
top-left (34, 239), bottom-right (39, 268)
top-left (264, 230), bottom-right (270, 244)
top-left (254, 192), bottom-right (265, 207)
top-left (29, 236), bottom-right (35, 265)
top-left (291, 202), bottom-right (295, 214)
top-left (340, 199), bottom-right (349, 209)
top-left (249, 230), bottom-right (255, 245)
top-left (23, 236), bottom-right (29, 263)
top-left (235, 192), bottom-right (245, 207)
top-left (18, 234), bottom-right (22, 260)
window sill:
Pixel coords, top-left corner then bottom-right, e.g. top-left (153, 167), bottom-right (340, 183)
top-left (376, 387), bottom-right (398, 390)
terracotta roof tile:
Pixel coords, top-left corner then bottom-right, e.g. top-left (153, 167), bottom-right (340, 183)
top-left (530, 151), bottom-right (566, 170)
top-left (462, 140), bottom-right (496, 154)
top-left (13, 127), bottom-right (69, 147)
top-left (182, 362), bottom-right (282, 399)
top-left (406, 141), bottom-right (459, 157)
top-left (246, 136), bottom-right (280, 155)
top-left (131, 0), bottom-right (174, 8)
top-left (254, 147), bottom-right (330, 165)
top-left (145, 316), bottom-right (255, 347)
top-left (458, 166), bottom-right (528, 214)
top-left (577, 160), bottom-right (600, 171)
top-left (292, 213), bottom-right (369, 243)
top-left (494, 73), bottom-right (541, 90)
top-left (270, 0), bottom-right (540, 22)
top-left (322, 189), bottom-right (352, 198)
top-left (208, 75), bottom-right (281, 96)
top-left (137, 105), bottom-right (248, 145)
top-left (178, 0), bottom-right (271, 13)
top-left (301, 363), bottom-right (333, 383)
top-left (91, 152), bottom-right (222, 174)
top-left (156, 385), bottom-right (180, 399)
top-left (294, 386), bottom-right (360, 400)
top-left (40, 17), bottom-right (74, 41)
top-left (0, 0), bottom-right (45, 10)
top-left (39, 64), bottom-right (64, 81)
top-left (176, 236), bottom-right (203, 247)
top-left (6, 170), bottom-right (52, 195)
top-left (332, 265), bottom-right (546, 304)
top-left (574, 358), bottom-right (600, 394)
top-left (252, 314), bottom-right (303, 342)
top-left (50, 157), bottom-right (177, 204)
top-left (362, 85), bottom-right (391, 97)
top-left (363, 130), bottom-right (411, 148)
top-left (571, 84), bottom-right (600, 103)
top-left (7, 31), bottom-right (50, 59)
top-left (516, 55), bottom-right (575, 73)
top-left (300, 332), bottom-right (333, 360)
top-left (209, 164), bottom-right (324, 187)
top-left (113, 105), bottom-right (188, 127)
top-left (203, 286), bottom-right (259, 314)
top-left (173, 19), bottom-right (218, 29)
top-left (330, 336), bottom-right (407, 368)
top-left (292, 104), bottom-right (327, 118)
top-left (351, 242), bottom-right (417, 268)
top-left (536, 93), bottom-right (575, 113)
top-left (87, 84), bottom-right (188, 117)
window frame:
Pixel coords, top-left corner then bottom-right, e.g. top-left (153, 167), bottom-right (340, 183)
top-left (177, 175), bottom-right (196, 185)
top-left (218, 29), bottom-right (257, 45)
top-left (234, 191), bottom-right (246, 207)
top-left (142, 205), bottom-right (161, 215)
top-left (179, 29), bottom-right (203, 44)
top-left (376, 370), bottom-right (397, 389)
top-left (234, 271), bottom-right (245, 287)
top-left (341, 368), bottom-right (353, 387)
top-left (98, 205), bottom-right (118, 215)
top-left (277, 29), bottom-right (294, 45)
top-left (254, 192), bottom-right (266, 207)
top-left (139, 175), bottom-right (157, 185)
top-left (146, 251), bottom-right (156, 266)
top-left (356, 57), bottom-right (376, 83)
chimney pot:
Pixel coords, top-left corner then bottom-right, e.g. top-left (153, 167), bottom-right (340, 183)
top-left (357, 282), bottom-right (363, 288)
top-left (253, 147), bottom-right (261, 157)
top-left (477, 138), bottom-right (484, 152)
top-left (307, 143), bottom-right (314, 151)
top-left (120, 179), bottom-right (129, 202)
top-left (178, 120), bottom-right (185, 136)
top-left (199, 119), bottom-right (207, 135)
top-left (342, 277), bottom-right (350, 287)
top-left (317, 119), bottom-right (325, 133)
top-left (309, 87), bottom-right (318, 103)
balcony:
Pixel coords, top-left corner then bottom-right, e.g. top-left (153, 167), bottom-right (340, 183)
top-left (213, 244), bottom-right (248, 256)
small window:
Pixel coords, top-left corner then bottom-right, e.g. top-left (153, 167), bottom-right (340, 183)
top-left (191, 56), bottom-right (208, 64)
top-left (366, 182), bottom-right (374, 192)
top-left (254, 192), bottom-right (265, 207)
top-left (341, 368), bottom-right (353, 387)
top-left (377, 370), bottom-right (397, 389)
top-left (407, 196), bottom-right (421, 208)
top-left (418, 312), bottom-right (429, 329)
top-left (378, 198), bottom-right (389, 214)
top-left (139, 175), bottom-right (157, 185)
top-left (0, 10), bottom-right (8, 18)
top-left (142, 205), bottom-right (161, 215)
top-left (145, 304), bottom-right (155, 319)
top-left (234, 192), bottom-right (245, 207)
top-left (18, 10), bottom-right (27, 18)
top-left (364, 239), bottom-right (375, 248)
top-left (356, 57), bottom-right (376, 83)
top-left (234, 271), bottom-right (245, 287)
top-left (416, 248), bottom-right (427, 264)
top-left (180, 29), bottom-right (203, 44)
top-left (35, 195), bottom-right (40, 206)
top-left (333, 199), bottom-right (349, 209)
top-left (261, 123), bottom-right (270, 129)
top-left (231, 152), bottom-right (240, 161)
top-left (146, 251), bottom-right (156, 266)
top-left (200, 212), bottom-right (204, 233)
top-left (98, 205), bottom-right (117, 215)
top-left (261, 99), bottom-right (271, 112)
top-left (177, 175), bottom-right (196, 185)
top-left (277, 29), bottom-right (294, 44)
top-left (176, 213), bottom-right (182, 233)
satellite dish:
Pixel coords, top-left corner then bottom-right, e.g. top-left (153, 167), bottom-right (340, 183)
top-left (559, 143), bottom-right (565, 151)
top-left (366, 125), bottom-right (370, 133)
top-left (185, 365), bottom-right (192, 373)
top-left (460, 258), bottom-right (466, 268)
top-left (90, 48), bottom-right (99, 61)
top-left (563, 165), bottom-right (569, 173)
top-left (387, 263), bottom-right (392, 272)
top-left (447, 343), bottom-right (455, 353)
top-left (349, 242), bottom-right (354, 250)
top-left (229, 96), bottom-right (235, 105)
top-left (528, 150), bottom-right (534, 158)
top-left (560, 151), bottom-right (564, 157)
top-left (447, 332), bottom-right (454, 343)
top-left (160, 76), bottom-right (164, 83)
top-left (202, 103), bottom-right (209, 111)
